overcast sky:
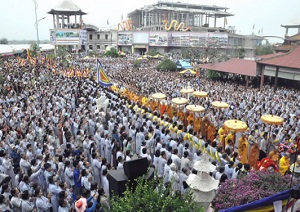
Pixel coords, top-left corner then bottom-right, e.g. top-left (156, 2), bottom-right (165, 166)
top-left (1, 0), bottom-right (300, 43)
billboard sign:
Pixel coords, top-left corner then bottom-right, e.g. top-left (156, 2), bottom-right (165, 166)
top-left (50, 29), bottom-right (56, 45)
top-left (149, 32), bottom-right (168, 46)
top-left (170, 32), bottom-right (190, 47)
top-left (208, 33), bottom-right (228, 46)
top-left (80, 30), bottom-right (87, 45)
top-left (118, 32), bottom-right (132, 46)
top-left (55, 30), bottom-right (80, 45)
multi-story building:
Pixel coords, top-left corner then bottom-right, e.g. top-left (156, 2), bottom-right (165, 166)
top-left (81, 1), bottom-right (264, 57)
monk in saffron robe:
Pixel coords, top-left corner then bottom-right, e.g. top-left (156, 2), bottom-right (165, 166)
top-left (238, 133), bottom-right (249, 164)
top-left (160, 103), bottom-right (167, 116)
top-left (218, 127), bottom-right (226, 149)
top-left (248, 140), bottom-right (260, 170)
top-left (194, 118), bottom-right (201, 135)
top-left (207, 124), bottom-right (216, 142)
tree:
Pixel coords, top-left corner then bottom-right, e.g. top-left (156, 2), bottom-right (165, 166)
top-left (105, 48), bottom-right (119, 58)
top-left (29, 42), bottom-right (40, 57)
top-left (156, 59), bottom-right (177, 71)
top-left (0, 38), bottom-right (8, 44)
top-left (237, 47), bottom-right (246, 58)
top-left (146, 49), bottom-right (160, 56)
top-left (256, 41), bottom-right (274, 56)
top-left (206, 70), bottom-right (221, 79)
top-left (108, 177), bottom-right (203, 212)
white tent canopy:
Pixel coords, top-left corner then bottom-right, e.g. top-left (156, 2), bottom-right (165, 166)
top-left (0, 44), bottom-right (54, 55)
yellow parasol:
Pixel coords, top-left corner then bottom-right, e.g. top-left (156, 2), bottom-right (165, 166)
top-left (193, 91), bottom-right (208, 98)
top-left (186, 105), bottom-right (205, 113)
top-left (260, 114), bottom-right (284, 125)
top-left (180, 88), bottom-right (194, 94)
top-left (152, 92), bottom-right (166, 99)
top-left (172, 97), bottom-right (189, 105)
top-left (223, 119), bottom-right (248, 133)
top-left (260, 114), bottom-right (284, 152)
top-left (212, 101), bottom-right (229, 108)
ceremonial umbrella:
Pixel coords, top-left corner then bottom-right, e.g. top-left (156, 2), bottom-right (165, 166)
top-left (193, 91), bottom-right (208, 98)
top-left (223, 119), bottom-right (248, 150)
top-left (260, 114), bottom-right (284, 125)
top-left (212, 101), bottom-right (229, 129)
top-left (180, 88), bottom-right (194, 94)
top-left (151, 93), bottom-right (166, 115)
top-left (172, 97), bottom-right (189, 105)
top-left (212, 101), bottom-right (229, 108)
top-left (186, 105), bottom-right (206, 133)
top-left (152, 93), bottom-right (166, 99)
top-left (260, 114), bottom-right (284, 152)
top-left (223, 119), bottom-right (248, 133)
top-left (172, 97), bottom-right (189, 122)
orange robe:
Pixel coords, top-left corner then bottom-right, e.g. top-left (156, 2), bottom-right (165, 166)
top-left (194, 118), bottom-right (201, 133)
top-left (248, 144), bottom-right (260, 170)
top-left (160, 104), bottom-right (166, 116)
top-left (238, 137), bottom-right (249, 164)
top-left (186, 114), bottom-right (194, 126)
top-left (207, 125), bottom-right (216, 142)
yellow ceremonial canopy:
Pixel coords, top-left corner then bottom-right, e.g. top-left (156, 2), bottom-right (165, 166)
top-left (186, 105), bottom-right (205, 113)
top-left (212, 101), bottom-right (229, 108)
top-left (180, 88), bottom-right (194, 94)
top-left (223, 119), bottom-right (248, 133)
top-left (152, 92), bottom-right (166, 99)
top-left (193, 91), bottom-right (208, 98)
top-left (172, 97), bottom-right (189, 105)
top-left (260, 114), bottom-right (284, 125)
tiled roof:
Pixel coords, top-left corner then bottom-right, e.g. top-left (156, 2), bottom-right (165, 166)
top-left (198, 58), bottom-right (257, 76)
top-left (274, 44), bottom-right (295, 52)
top-left (257, 45), bottom-right (300, 69)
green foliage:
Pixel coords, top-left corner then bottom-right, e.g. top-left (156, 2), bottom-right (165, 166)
top-left (256, 42), bottom-right (274, 56)
top-left (206, 69), bottom-right (221, 79)
top-left (147, 49), bottom-right (160, 56)
top-left (0, 38), bottom-right (8, 44)
top-left (29, 42), bottom-right (40, 57)
top-left (108, 177), bottom-right (203, 212)
top-left (237, 47), bottom-right (246, 58)
top-left (105, 48), bottom-right (119, 58)
top-left (57, 46), bottom-right (67, 58)
top-left (133, 59), bottom-right (142, 68)
top-left (156, 59), bottom-right (177, 71)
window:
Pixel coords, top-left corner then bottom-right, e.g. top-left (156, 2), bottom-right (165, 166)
top-left (105, 34), bottom-right (108, 40)
top-left (89, 45), bottom-right (93, 50)
top-left (97, 34), bottom-right (100, 40)
top-left (97, 45), bottom-right (100, 50)
top-left (104, 45), bottom-right (108, 50)
top-left (89, 34), bottom-right (93, 40)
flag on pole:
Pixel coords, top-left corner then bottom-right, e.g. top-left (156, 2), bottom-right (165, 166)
top-left (225, 17), bottom-right (228, 25)
top-left (252, 24), bottom-right (255, 29)
top-left (107, 19), bottom-right (109, 25)
top-left (96, 59), bottom-right (112, 87)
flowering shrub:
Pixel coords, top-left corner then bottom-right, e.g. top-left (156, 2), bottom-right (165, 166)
top-left (211, 171), bottom-right (294, 211)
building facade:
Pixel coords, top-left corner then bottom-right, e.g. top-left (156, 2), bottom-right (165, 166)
top-left (84, 1), bottom-right (263, 57)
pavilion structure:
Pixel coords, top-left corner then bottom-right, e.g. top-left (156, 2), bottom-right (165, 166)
top-left (48, 0), bottom-right (87, 53)
top-left (256, 45), bottom-right (300, 91)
